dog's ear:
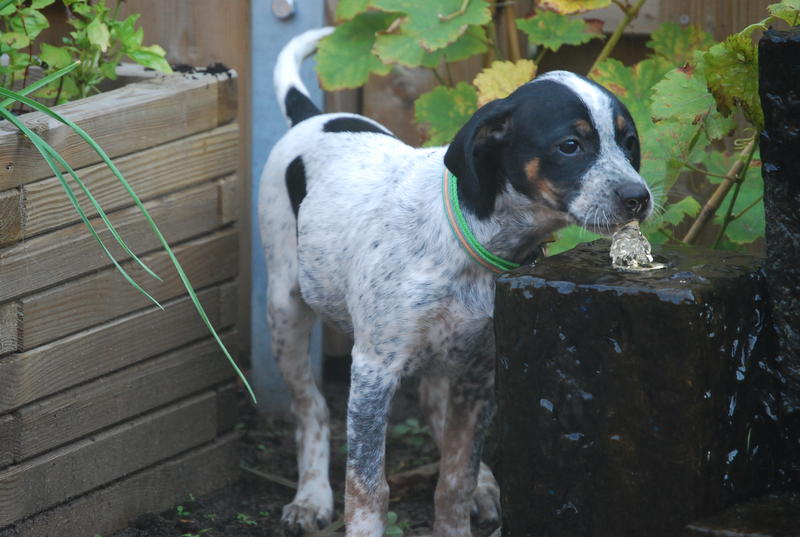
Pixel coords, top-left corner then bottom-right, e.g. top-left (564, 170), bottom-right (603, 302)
top-left (444, 99), bottom-right (515, 219)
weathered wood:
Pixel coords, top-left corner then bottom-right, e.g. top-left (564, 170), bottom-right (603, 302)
top-left (0, 73), bottom-right (237, 191)
top-left (0, 391), bottom-right (218, 526)
top-left (0, 190), bottom-right (21, 247)
top-left (219, 280), bottom-right (239, 328)
top-left (0, 283), bottom-right (236, 414)
top-left (0, 415), bottom-right (17, 469)
top-left (659, 0), bottom-right (773, 40)
top-left (15, 332), bottom-right (237, 461)
top-left (20, 227), bottom-right (238, 349)
top-left (0, 180), bottom-right (224, 303)
top-left (219, 174), bottom-right (241, 225)
top-left (216, 382), bottom-right (240, 434)
top-left (3, 432), bottom-right (239, 537)
top-left (22, 123), bottom-right (239, 239)
top-left (0, 303), bottom-right (18, 357)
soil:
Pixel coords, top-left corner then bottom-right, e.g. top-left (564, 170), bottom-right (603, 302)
top-left (109, 372), bottom-right (501, 537)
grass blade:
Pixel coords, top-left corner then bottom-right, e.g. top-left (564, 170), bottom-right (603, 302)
top-left (0, 83), bottom-right (257, 403)
top-left (0, 62), bottom-right (81, 109)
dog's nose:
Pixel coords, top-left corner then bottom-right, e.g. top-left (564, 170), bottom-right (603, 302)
top-left (615, 183), bottom-right (650, 219)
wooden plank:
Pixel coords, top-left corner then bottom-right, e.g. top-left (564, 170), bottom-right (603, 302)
top-left (6, 433), bottom-right (238, 537)
top-left (0, 283), bottom-right (237, 414)
top-left (216, 382), bottom-right (240, 434)
top-left (659, 0), bottom-right (773, 40)
top-left (0, 415), bottom-right (17, 469)
top-left (15, 333), bottom-right (237, 461)
top-left (0, 190), bottom-right (21, 247)
top-left (219, 174), bottom-right (240, 225)
top-left (0, 180), bottom-right (223, 303)
top-left (0, 391), bottom-right (217, 526)
top-left (22, 123), bottom-right (239, 238)
top-left (0, 303), bottom-right (18, 357)
top-left (20, 227), bottom-right (238, 349)
top-left (219, 280), bottom-right (239, 328)
top-left (0, 73), bottom-right (236, 191)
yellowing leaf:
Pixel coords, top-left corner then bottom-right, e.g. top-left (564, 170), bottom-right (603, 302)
top-left (516, 10), bottom-right (603, 53)
top-left (87, 17), bottom-right (111, 52)
top-left (538, 0), bottom-right (612, 15)
top-left (768, 0), bottom-right (800, 25)
top-left (414, 82), bottom-right (478, 146)
top-left (473, 60), bottom-right (536, 107)
top-left (646, 22), bottom-right (714, 68)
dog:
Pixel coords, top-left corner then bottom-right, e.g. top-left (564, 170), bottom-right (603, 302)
top-left (258, 27), bottom-right (652, 537)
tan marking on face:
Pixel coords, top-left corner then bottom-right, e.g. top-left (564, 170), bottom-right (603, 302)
top-left (574, 119), bottom-right (592, 136)
top-left (616, 114), bottom-right (627, 132)
top-left (526, 157), bottom-right (561, 208)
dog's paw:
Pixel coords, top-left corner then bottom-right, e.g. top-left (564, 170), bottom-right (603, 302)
top-left (470, 463), bottom-right (501, 523)
top-left (281, 497), bottom-right (334, 535)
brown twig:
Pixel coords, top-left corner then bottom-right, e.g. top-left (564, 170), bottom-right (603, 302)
top-left (503, 1), bottom-right (521, 62)
top-left (682, 138), bottom-right (757, 244)
top-left (587, 0), bottom-right (647, 75)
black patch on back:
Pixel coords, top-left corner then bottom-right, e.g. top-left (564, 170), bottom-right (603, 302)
top-left (285, 87), bottom-right (321, 127)
top-left (286, 156), bottom-right (307, 218)
top-left (323, 117), bottom-right (392, 136)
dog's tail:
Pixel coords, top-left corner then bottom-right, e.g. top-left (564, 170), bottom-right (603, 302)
top-left (274, 27), bottom-right (334, 127)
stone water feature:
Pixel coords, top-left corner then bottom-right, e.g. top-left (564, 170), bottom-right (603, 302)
top-left (492, 27), bottom-right (800, 537)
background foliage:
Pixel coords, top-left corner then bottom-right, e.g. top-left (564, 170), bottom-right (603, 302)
top-left (316, 0), bottom-right (800, 254)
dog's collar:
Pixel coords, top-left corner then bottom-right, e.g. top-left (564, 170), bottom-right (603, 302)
top-left (443, 168), bottom-right (521, 274)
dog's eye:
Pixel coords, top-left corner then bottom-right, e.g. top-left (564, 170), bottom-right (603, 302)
top-left (624, 135), bottom-right (637, 152)
top-left (558, 139), bottom-right (581, 155)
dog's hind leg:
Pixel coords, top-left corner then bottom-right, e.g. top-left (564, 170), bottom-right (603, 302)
top-left (431, 357), bottom-right (497, 537)
top-left (420, 375), bottom-right (501, 526)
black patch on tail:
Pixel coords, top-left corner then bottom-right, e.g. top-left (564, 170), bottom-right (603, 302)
top-left (323, 117), bottom-right (392, 136)
top-left (286, 156), bottom-right (307, 218)
top-left (285, 87), bottom-right (321, 126)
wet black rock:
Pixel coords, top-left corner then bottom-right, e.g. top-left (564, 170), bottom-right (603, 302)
top-left (759, 27), bottom-right (800, 410)
top-left (494, 241), bottom-right (796, 537)
top-left (685, 493), bottom-right (800, 537)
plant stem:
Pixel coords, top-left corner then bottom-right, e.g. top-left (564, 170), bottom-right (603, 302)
top-left (682, 138), bottom-right (757, 245)
top-left (712, 169), bottom-right (746, 248)
top-left (534, 46), bottom-right (547, 66)
top-left (503, 1), bottom-right (521, 62)
top-left (587, 0), bottom-right (647, 75)
top-left (674, 159), bottom-right (733, 181)
top-left (428, 66), bottom-right (447, 87)
top-left (732, 195), bottom-right (763, 221)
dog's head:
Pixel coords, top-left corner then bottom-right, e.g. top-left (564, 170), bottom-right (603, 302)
top-left (444, 70), bottom-right (651, 234)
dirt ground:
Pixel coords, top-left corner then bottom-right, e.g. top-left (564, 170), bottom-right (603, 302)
top-left (109, 372), bottom-right (500, 537)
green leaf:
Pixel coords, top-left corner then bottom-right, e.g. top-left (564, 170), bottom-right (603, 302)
top-left (374, 24), bottom-right (487, 68)
top-left (87, 17), bottom-right (111, 52)
top-left (767, 0), bottom-right (800, 25)
top-left (651, 66), bottom-right (714, 123)
top-left (414, 82), bottom-right (477, 146)
top-left (699, 34), bottom-right (763, 128)
top-left (336, 0), bottom-right (372, 20)
top-left (116, 14), bottom-right (144, 50)
top-left (646, 22), bottom-right (714, 68)
top-left (31, 0), bottom-right (56, 8)
top-left (1, 32), bottom-right (30, 50)
top-left (549, 225), bottom-right (602, 256)
top-left (658, 196), bottom-right (701, 226)
top-left (127, 48), bottom-right (172, 73)
top-left (516, 10), bottom-right (603, 53)
top-left (10, 7), bottom-right (50, 40)
top-left (538, 0), bottom-right (612, 14)
top-left (316, 11), bottom-right (398, 90)
top-left (716, 174), bottom-right (764, 245)
top-left (0, 0), bottom-right (19, 16)
top-left (39, 43), bottom-right (73, 68)
top-left (370, 0), bottom-right (491, 51)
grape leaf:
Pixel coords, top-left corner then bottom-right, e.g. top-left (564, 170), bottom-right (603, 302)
top-left (549, 225), bottom-right (601, 256)
top-left (414, 82), bottom-right (478, 146)
top-left (651, 66), bottom-right (714, 123)
top-left (699, 34), bottom-right (763, 129)
top-left (336, 0), bottom-right (372, 21)
top-left (767, 0), bottom-right (800, 25)
top-left (316, 11), bottom-right (398, 90)
top-left (646, 22), bottom-right (714, 68)
top-left (538, 0), bottom-right (612, 15)
top-left (370, 0), bottom-right (491, 51)
top-left (516, 10), bottom-right (603, 53)
top-left (658, 196), bottom-right (701, 226)
top-left (473, 60), bottom-right (536, 107)
top-left (374, 24), bottom-right (487, 68)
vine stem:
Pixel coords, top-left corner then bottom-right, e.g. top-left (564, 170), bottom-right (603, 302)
top-left (682, 138), bottom-right (757, 245)
top-left (587, 0), bottom-right (647, 75)
top-left (503, 1), bottom-right (521, 62)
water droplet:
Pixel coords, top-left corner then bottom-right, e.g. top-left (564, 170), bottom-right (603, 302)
top-left (540, 399), bottom-right (554, 412)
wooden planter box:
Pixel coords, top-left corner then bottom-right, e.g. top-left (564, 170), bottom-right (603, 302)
top-left (0, 67), bottom-right (242, 536)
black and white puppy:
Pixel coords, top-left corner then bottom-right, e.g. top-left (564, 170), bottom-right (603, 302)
top-left (259, 27), bottom-right (651, 537)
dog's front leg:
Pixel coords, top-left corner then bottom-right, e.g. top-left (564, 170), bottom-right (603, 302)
top-left (433, 359), bottom-right (496, 537)
top-left (344, 355), bottom-right (399, 537)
